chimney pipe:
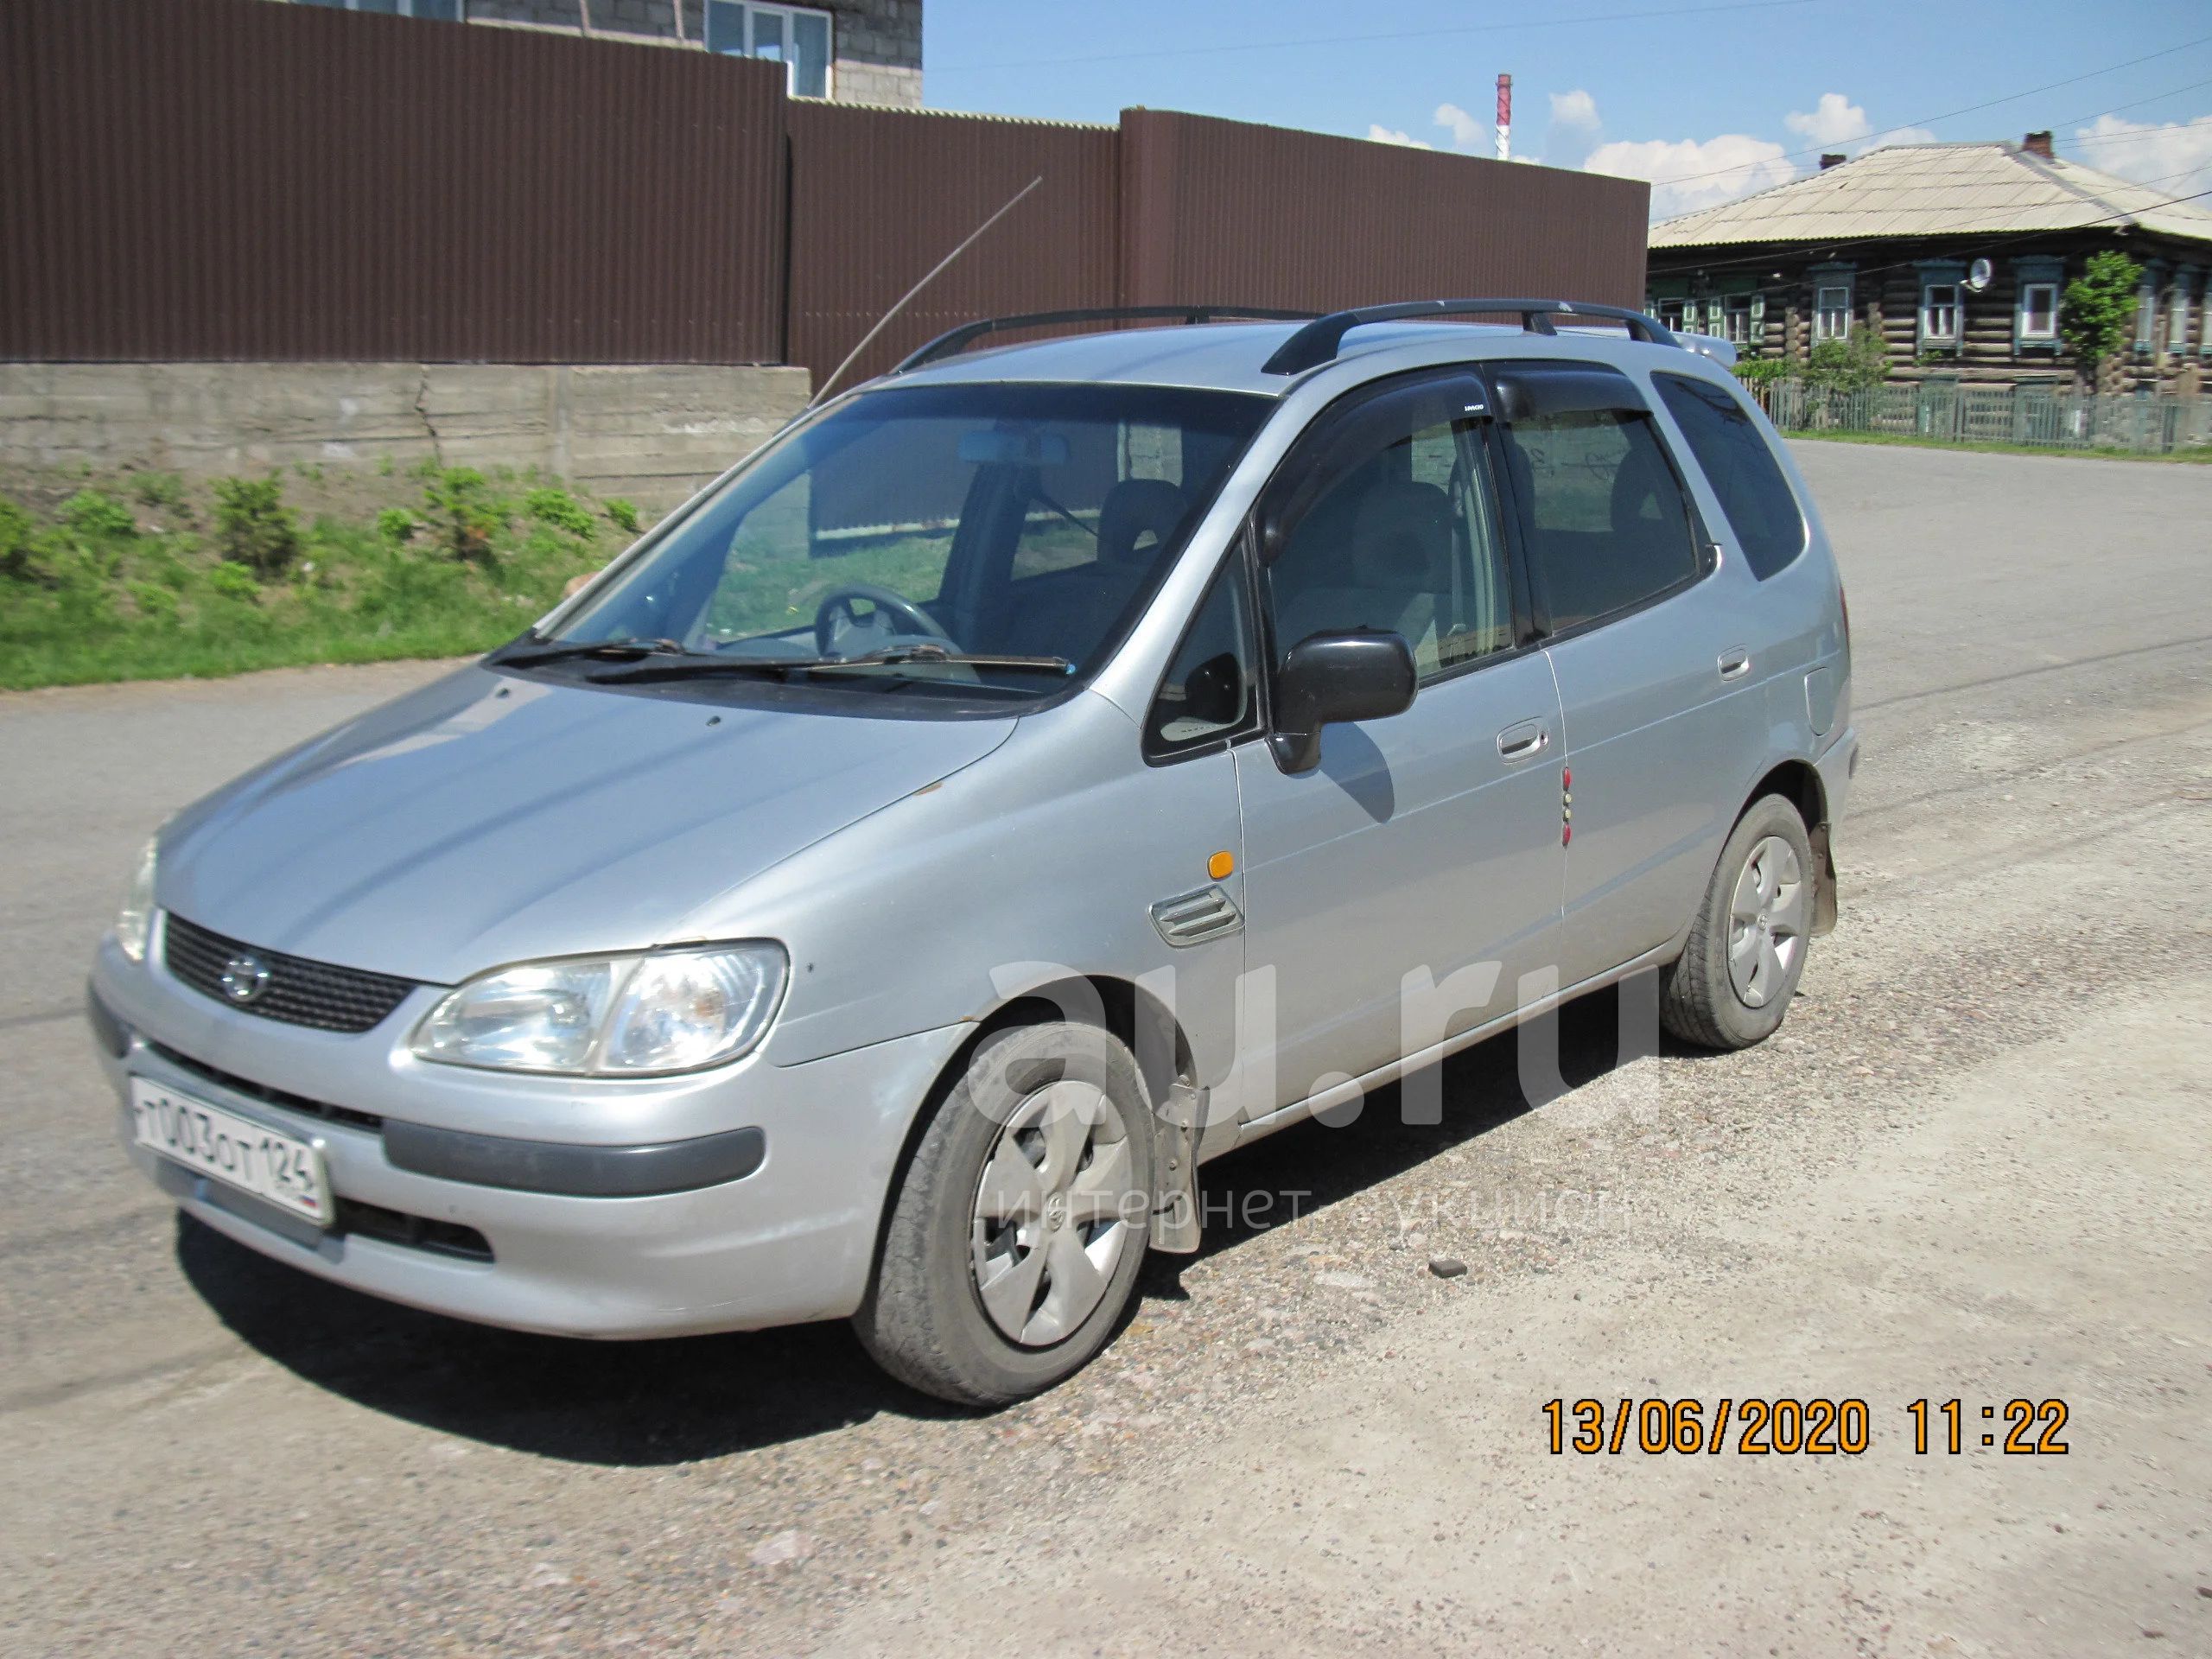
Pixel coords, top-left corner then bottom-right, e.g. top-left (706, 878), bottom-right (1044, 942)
top-left (1820, 153), bottom-right (1847, 171)
top-left (1496, 73), bottom-right (1512, 162)
top-left (2022, 130), bottom-right (2054, 161)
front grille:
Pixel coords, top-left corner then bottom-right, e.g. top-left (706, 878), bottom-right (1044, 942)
top-left (147, 1039), bottom-right (385, 1132)
top-left (163, 913), bottom-right (422, 1033)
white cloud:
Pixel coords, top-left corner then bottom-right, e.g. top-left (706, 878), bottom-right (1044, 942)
top-left (1584, 134), bottom-right (1797, 218)
top-left (1861, 124), bottom-right (1938, 152)
top-left (1434, 102), bottom-right (1485, 150)
top-left (1549, 88), bottom-right (1599, 130)
top-left (2069, 112), bottom-right (2212, 202)
top-left (1367, 124), bottom-right (1432, 149)
top-left (1784, 92), bottom-right (1870, 149)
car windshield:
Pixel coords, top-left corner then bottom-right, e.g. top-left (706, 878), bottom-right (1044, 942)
top-left (534, 381), bottom-right (1271, 701)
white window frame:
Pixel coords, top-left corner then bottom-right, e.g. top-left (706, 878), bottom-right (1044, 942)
top-left (2018, 281), bottom-right (2059, 341)
top-left (1814, 284), bottom-right (1852, 342)
top-left (1653, 298), bottom-right (1687, 333)
top-left (2169, 281), bottom-right (2191, 352)
top-left (1722, 294), bottom-right (1752, 346)
top-left (706, 1), bottom-right (835, 99)
top-left (1919, 283), bottom-right (1961, 345)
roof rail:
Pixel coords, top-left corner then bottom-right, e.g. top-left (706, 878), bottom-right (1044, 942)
top-left (1260, 298), bottom-right (1680, 376)
top-left (895, 305), bottom-right (1319, 374)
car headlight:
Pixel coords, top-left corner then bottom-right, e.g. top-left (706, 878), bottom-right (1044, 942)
top-left (411, 943), bottom-right (787, 1077)
top-left (116, 838), bottom-right (158, 963)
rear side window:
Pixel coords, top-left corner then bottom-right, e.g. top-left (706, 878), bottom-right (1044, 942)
top-left (1497, 409), bottom-right (1700, 632)
top-left (1653, 373), bottom-right (1805, 579)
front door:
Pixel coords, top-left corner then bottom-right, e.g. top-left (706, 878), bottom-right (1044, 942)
top-left (1232, 371), bottom-right (1566, 1121)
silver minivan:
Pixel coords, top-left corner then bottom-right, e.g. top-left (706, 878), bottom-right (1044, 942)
top-left (89, 300), bottom-right (1856, 1403)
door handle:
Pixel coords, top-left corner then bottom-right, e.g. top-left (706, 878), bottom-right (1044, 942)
top-left (1718, 647), bottom-right (1751, 681)
top-left (1497, 721), bottom-right (1550, 761)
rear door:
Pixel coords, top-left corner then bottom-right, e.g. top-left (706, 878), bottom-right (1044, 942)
top-left (1487, 360), bottom-right (1762, 990)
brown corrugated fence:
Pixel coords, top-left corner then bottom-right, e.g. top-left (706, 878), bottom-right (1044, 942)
top-left (1, 0), bottom-right (1650, 378)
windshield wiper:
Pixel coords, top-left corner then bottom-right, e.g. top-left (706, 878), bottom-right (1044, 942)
top-left (497, 636), bottom-right (691, 668)
top-left (588, 644), bottom-right (1075, 684)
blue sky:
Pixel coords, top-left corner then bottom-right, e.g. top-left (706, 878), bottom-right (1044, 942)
top-left (920, 1), bottom-right (2212, 219)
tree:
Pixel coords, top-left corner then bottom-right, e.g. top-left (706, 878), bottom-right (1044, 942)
top-left (2059, 250), bottom-right (2140, 385)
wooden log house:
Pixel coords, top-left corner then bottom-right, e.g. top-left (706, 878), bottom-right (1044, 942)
top-left (1644, 133), bottom-right (2212, 396)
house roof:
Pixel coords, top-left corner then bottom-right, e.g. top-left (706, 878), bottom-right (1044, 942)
top-left (1649, 141), bottom-right (2212, 251)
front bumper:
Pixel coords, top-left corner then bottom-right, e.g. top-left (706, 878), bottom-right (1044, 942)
top-left (91, 933), bottom-right (969, 1338)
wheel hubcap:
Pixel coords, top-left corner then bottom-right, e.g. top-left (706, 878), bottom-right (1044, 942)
top-left (1727, 835), bottom-right (1808, 1010)
top-left (969, 1080), bottom-right (1138, 1348)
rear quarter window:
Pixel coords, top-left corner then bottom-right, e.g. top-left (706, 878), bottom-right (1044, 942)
top-left (1652, 373), bottom-right (1806, 579)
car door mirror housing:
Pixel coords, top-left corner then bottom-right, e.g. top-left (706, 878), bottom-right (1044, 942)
top-left (1268, 631), bottom-right (1417, 773)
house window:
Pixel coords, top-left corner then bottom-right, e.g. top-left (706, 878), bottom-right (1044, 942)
top-left (1920, 283), bottom-right (1960, 345)
top-left (296, 0), bottom-right (463, 17)
top-left (1652, 298), bottom-right (1687, 333)
top-left (2019, 282), bottom-right (2058, 340)
top-left (707, 2), bottom-right (832, 98)
top-left (1723, 295), bottom-right (1752, 345)
top-left (1814, 285), bottom-right (1852, 341)
top-left (2169, 281), bottom-right (2191, 352)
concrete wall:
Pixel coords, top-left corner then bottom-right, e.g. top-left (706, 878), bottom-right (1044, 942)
top-left (0, 362), bottom-right (812, 510)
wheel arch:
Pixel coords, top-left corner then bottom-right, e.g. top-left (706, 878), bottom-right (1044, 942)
top-left (862, 973), bottom-right (1201, 1296)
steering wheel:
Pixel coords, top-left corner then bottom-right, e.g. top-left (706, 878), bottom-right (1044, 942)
top-left (813, 584), bottom-right (953, 657)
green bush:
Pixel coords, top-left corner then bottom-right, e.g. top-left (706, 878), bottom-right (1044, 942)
top-left (1731, 358), bottom-right (1790, 385)
top-left (375, 507), bottom-right (420, 545)
top-left (2060, 250), bottom-right (2141, 380)
top-left (0, 494), bottom-right (35, 579)
top-left (212, 475), bottom-right (301, 579)
top-left (131, 472), bottom-right (192, 513)
top-left (423, 467), bottom-right (506, 563)
top-left (207, 561), bottom-right (263, 601)
top-left (1804, 330), bottom-right (1889, 392)
top-left (524, 486), bottom-right (597, 538)
top-left (604, 497), bottom-right (641, 536)
top-left (60, 490), bottom-right (138, 540)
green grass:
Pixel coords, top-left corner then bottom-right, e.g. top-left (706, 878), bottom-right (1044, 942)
top-left (1783, 429), bottom-right (2212, 463)
top-left (0, 471), bottom-right (637, 692)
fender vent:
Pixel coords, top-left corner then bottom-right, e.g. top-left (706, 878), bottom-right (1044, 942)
top-left (1150, 885), bottom-right (1243, 948)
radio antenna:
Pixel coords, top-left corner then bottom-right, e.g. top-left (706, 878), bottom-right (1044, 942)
top-left (809, 175), bottom-right (1045, 407)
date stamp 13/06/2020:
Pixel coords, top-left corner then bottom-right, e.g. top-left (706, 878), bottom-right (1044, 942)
top-left (1541, 1398), bottom-right (2071, 1458)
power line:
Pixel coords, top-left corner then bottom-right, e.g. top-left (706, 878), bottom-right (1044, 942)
top-left (1656, 184), bottom-right (2212, 294)
top-left (930, 0), bottom-right (1810, 75)
top-left (1646, 41), bottom-right (2212, 190)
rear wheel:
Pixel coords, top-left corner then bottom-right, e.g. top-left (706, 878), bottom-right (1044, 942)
top-left (854, 1021), bottom-right (1155, 1406)
top-left (1660, 794), bottom-right (1815, 1050)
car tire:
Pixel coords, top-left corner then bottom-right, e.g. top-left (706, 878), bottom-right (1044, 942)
top-left (854, 1020), bottom-right (1156, 1407)
top-left (1660, 794), bottom-right (1816, 1052)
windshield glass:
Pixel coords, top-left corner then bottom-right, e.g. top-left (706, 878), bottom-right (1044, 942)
top-left (537, 382), bottom-right (1270, 701)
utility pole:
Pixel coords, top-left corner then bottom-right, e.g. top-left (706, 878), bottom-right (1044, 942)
top-left (1496, 73), bottom-right (1511, 162)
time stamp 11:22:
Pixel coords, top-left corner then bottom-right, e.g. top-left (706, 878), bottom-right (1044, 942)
top-left (1541, 1398), bottom-right (2072, 1457)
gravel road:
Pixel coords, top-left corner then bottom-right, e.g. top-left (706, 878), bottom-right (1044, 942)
top-left (2, 442), bottom-right (2208, 1657)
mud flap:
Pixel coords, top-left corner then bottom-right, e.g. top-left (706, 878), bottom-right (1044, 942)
top-left (1809, 823), bottom-right (1839, 937)
top-left (1149, 1079), bottom-right (1203, 1254)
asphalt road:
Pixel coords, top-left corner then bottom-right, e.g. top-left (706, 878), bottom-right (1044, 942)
top-left (2, 442), bottom-right (2208, 1657)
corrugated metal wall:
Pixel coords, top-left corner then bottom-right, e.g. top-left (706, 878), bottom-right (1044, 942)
top-left (785, 103), bottom-right (1121, 390)
top-left (0, 0), bottom-right (788, 363)
top-left (1118, 110), bottom-right (1650, 317)
top-left (2, 0), bottom-right (1649, 372)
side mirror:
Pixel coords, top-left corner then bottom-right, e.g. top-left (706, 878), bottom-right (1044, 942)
top-left (1269, 630), bottom-right (1416, 774)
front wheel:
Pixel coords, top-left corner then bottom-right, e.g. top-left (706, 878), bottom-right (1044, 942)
top-left (1660, 794), bottom-right (1815, 1050)
top-left (854, 1021), bottom-right (1155, 1406)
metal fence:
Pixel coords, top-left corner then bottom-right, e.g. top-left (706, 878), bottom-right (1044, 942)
top-left (1749, 380), bottom-right (2212, 454)
top-left (3, 0), bottom-right (1651, 378)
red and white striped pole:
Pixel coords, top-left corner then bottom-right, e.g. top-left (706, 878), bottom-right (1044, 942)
top-left (1496, 73), bottom-right (1512, 162)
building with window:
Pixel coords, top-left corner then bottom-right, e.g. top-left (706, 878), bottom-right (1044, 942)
top-left (1644, 133), bottom-right (2212, 394)
top-left (287, 0), bottom-right (921, 106)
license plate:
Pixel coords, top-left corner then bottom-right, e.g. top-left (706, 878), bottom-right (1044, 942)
top-left (129, 1077), bottom-right (332, 1226)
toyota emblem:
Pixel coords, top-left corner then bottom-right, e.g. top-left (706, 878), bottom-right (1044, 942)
top-left (219, 952), bottom-right (271, 1004)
